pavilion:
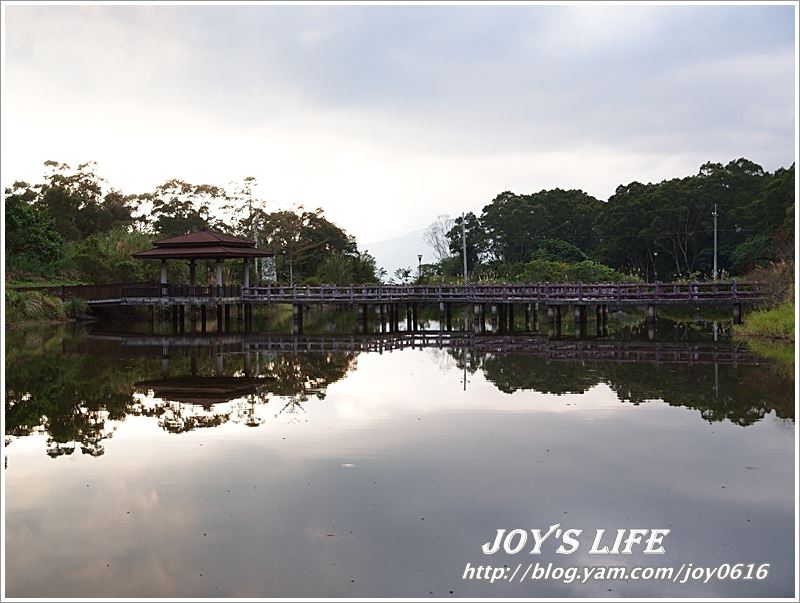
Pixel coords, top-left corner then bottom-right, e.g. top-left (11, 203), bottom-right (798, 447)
top-left (132, 230), bottom-right (274, 289)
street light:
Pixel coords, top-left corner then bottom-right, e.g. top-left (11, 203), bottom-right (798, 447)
top-left (653, 251), bottom-right (658, 282)
top-left (417, 254), bottom-right (423, 281)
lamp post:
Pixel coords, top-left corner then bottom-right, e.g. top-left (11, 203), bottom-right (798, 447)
top-left (461, 212), bottom-right (468, 284)
top-left (417, 254), bottom-right (423, 282)
top-left (653, 251), bottom-right (658, 282)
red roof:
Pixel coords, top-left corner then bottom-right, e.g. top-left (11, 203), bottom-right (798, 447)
top-left (153, 230), bottom-right (255, 248)
top-left (133, 229), bottom-right (273, 260)
top-left (133, 246), bottom-right (273, 260)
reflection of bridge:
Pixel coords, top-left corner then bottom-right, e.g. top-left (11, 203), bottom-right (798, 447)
top-left (78, 332), bottom-right (763, 366)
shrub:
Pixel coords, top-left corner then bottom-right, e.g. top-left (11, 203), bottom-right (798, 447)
top-left (5, 290), bottom-right (66, 323)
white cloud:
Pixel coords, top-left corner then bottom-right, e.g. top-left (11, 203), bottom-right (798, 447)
top-left (2, 4), bottom-right (795, 243)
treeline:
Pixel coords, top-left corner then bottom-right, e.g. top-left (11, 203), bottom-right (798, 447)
top-left (5, 161), bottom-right (380, 286)
top-left (426, 158), bottom-right (794, 283)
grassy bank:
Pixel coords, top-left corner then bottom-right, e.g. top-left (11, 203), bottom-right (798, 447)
top-left (5, 289), bottom-right (89, 326)
top-left (735, 297), bottom-right (795, 341)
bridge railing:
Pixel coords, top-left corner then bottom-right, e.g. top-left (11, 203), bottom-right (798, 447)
top-left (240, 281), bottom-right (763, 303)
top-left (121, 285), bottom-right (242, 299)
top-left (10, 282), bottom-right (151, 301)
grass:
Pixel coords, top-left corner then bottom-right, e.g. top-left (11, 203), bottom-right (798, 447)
top-left (735, 297), bottom-right (795, 341)
top-left (5, 289), bottom-right (67, 325)
top-left (6, 277), bottom-right (86, 288)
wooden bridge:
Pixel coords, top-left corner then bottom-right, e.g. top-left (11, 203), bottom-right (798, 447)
top-left (19, 281), bottom-right (763, 306)
top-left (115, 281), bottom-right (762, 306)
top-left (16, 281), bottom-right (763, 333)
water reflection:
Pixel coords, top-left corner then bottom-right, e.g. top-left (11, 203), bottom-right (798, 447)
top-left (4, 326), bottom-right (793, 460)
top-left (3, 320), bottom-right (795, 597)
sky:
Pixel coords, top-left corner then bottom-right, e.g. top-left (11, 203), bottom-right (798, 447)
top-left (2, 3), bottom-right (797, 251)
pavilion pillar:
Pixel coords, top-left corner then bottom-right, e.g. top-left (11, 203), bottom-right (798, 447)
top-left (242, 258), bottom-right (250, 289)
top-left (160, 259), bottom-right (168, 296)
top-left (189, 260), bottom-right (197, 286)
top-left (215, 259), bottom-right (223, 292)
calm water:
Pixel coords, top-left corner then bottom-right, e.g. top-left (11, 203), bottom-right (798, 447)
top-left (4, 310), bottom-right (795, 597)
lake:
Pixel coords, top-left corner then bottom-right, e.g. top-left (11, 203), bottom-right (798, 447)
top-left (4, 309), bottom-right (795, 597)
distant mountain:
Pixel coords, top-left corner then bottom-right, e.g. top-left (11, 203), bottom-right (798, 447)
top-left (362, 227), bottom-right (435, 280)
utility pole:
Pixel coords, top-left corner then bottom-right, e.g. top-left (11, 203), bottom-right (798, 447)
top-left (712, 203), bottom-right (718, 280)
top-left (461, 212), bottom-right (468, 284)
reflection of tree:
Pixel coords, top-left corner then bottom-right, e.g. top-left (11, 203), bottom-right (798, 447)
top-left (5, 329), bottom-right (358, 455)
top-left (456, 350), bottom-right (794, 426)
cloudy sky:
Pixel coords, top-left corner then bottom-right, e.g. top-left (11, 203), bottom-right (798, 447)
top-left (3, 3), bottom-right (796, 247)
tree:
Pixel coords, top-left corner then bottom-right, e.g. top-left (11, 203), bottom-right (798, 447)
top-left (424, 214), bottom-right (455, 262)
top-left (5, 181), bottom-right (64, 275)
top-left (148, 179), bottom-right (229, 237)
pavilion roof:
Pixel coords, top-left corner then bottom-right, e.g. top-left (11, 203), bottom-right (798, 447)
top-left (152, 230), bottom-right (255, 247)
top-left (135, 376), bottom-right (270, 406)
top-left (133, 229), bottom-right (274, 260)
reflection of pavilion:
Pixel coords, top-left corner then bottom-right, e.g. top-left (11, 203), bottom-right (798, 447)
top-left (134, 376), bottom-right (273, 406)
top-left (133, 375), bottom-right (274, 433)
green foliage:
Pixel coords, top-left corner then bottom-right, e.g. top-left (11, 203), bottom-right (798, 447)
top-left (730, 234), bottom-right (773, 274)
top-left (436, 158), bottom-right (793, 282)
top-left (531, 239), bottom-right (587, 263)
top-left (734, 296), bottom-right (795, 341)
top-left (5, 183), bottom-right (65, 277)
top-left (148, 179), bottom-right (227, 237)
top-left (71, 228), bottom-right (156, 283)
top-left (479, 259), bottom-right (636, 284)
top-left (5, 290), bottom-right (66, 323)
top-left (63, 297), bottom-right (88, 319)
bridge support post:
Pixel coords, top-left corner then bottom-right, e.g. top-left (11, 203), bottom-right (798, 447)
top-left (507, 304), bottom-right (515, 332)
top-left (161, 345), bottom-right (170, 375)
top-left (438, 302), bottom-right (446, 332)
top-left (293, 304), bottom-right (303, 335)
top-left (473, 304), bottom-right (484, 334)
top-left (412, 302), bottom-right (419, 331)
top-left (215, 349), bottom-right (224, 375)
top-left (548, 305), bottom-right (562, 338)
top-left (732, 303), bottom-right (742, 325)
top-left (595, 305), bottom-right (603, 337)
top-left (379, 304), bottom-right (387, 333)
top-left (244, 303), bottom-right (253, 332)
top-left (405, 303), bottom-right (413, 331)
top-left (224, 304), bottom-right (231, 331)
top-left (358, 304), bottom-right (368, 334)
top-left (490, 304), bottom-right (499, 333)
top-left (574, 304), bottom-right (587, 324)
top-left (533, 303), bottom-right (539, 332)
top-left (647, 304), bottom-right (657, 322)
top-left (445, 303), bottom-right (452, 331)
top-left (525, 303), bottom-right (531, 332)
top-left (178, 304), bottom-right (185, 332)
